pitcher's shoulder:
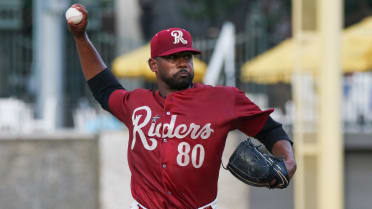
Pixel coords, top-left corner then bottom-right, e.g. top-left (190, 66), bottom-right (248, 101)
top-left (195, 83), bottom-right (240, 94)
top-left (194, 83), bottom-right (239, 91)
top-left (129, 88), bottom-right (154, 95)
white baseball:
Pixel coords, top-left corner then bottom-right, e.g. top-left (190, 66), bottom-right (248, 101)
top-left (65, 7), bottom-right (83, 24)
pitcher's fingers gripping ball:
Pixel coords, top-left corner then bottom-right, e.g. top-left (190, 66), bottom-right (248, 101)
top-left (66, 7), bottom-right (83, 24)
top-left (226, 138), bottom-right (290, 189)
top-left (65, 4), bottom-right (88, 37)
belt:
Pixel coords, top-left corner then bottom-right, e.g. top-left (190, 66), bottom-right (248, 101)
top-left (131, 198), bottom-right (217, 209)
top-left (137, 206), bottom-right (213, 209)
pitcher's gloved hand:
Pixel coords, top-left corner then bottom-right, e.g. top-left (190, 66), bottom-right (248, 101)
top-left (226, 138), bottom-right (290, 189)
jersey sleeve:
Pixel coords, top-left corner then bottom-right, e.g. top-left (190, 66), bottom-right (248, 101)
top-left (232, 88), bottom-right (273, 136)
top-left (108, 89), bottom-right (131, 126)
top-left (254, 117), bottom-right (292, 151)
top-left (87, 69), bottom-right (125, 111)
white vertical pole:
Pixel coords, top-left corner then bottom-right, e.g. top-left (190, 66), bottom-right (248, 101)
top-left (33, 0), bottom-right (68, 130)
top-left (318, 0), bottom-right (344, 209)
top-left (203, 22), bottom-right (235, 86)
top-left (114, 0), bottom-right (144, 90)
top-left (115, 0), bottom-right (143, 55)
top-left (224, 23), bottom-right (236, 87)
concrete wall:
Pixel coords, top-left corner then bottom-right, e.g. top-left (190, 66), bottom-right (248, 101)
top-left (344, 133), bottom-right (372, 209)
top-left (99, 131), bottom-right (131, 209)
top-left (345, 151), bottom-right (372, 209)
top-left (0, 133), bottom-right (99, 209)
top-left (1, 131), bottom-right (371, 209)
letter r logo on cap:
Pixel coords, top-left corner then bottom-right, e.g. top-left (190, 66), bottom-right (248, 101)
top-left (171, 30), bottom-right (188, 45)
top-left (150, 27), bottom-right (201, 58)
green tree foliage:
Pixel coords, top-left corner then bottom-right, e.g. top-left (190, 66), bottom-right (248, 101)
top-left (181, 0), bottom-right (243, 23)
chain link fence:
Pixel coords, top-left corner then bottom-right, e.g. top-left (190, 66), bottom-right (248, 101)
top-left (1, 1), bottom-right (371, 133)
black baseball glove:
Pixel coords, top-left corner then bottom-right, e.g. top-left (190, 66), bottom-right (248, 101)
top-left (225, 138), bottom-right (290, 189)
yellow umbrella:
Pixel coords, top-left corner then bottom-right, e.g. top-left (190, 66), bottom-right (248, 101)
top-left (112, 44), bottom-right (149, 78)
top-left (241, 39), bottom-right (295, 83)
top-left (112, 44), bottom-right (207, 82)
top-left (241, 16), bottom-right (372, 84)
top-left (240, 38), bottom-right (319, 83)
top-left (343, 16), bottom-right (372, 72)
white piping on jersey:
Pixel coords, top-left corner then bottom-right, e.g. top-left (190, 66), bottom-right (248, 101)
top-left (198, 198), bottom-right (217, 209)
top-left (130, 198), bottom-right (218, 209)
top-left (130, 200), bottom-right (147, 209)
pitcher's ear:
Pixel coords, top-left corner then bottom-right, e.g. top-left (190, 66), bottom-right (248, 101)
top-left (148, 58), bottom-right (158, 73)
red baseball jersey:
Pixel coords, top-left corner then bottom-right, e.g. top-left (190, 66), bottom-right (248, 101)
top-left (108, 83), bottom-right (273, 209)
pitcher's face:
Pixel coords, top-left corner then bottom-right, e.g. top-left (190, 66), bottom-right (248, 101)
top-left (152, 52), bottom-right (194, 90)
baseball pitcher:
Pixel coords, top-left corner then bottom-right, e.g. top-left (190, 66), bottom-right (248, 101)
top-left (67, 4), bottom-right (296, 209)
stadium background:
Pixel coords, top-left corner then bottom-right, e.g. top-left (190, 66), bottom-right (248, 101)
top-left (0, 0), bottom-right (372, 209)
